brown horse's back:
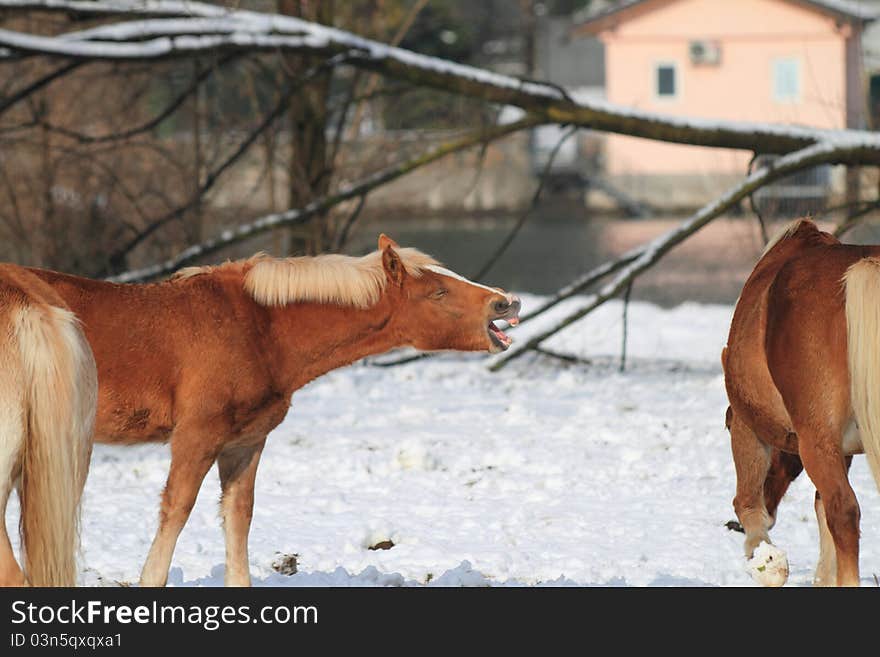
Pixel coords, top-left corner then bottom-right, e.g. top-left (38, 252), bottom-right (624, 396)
top-left (724, 221), bottom-right (833, 450)
top-left (27, 267), bottom-right (282, 445)
top-left (765, 239), bottom-right (879, 442)
top-left (724, 220), bottom-right (879, 450)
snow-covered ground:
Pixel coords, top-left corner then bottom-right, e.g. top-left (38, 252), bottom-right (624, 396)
top-left (8, 295), bottom-right (880, 586)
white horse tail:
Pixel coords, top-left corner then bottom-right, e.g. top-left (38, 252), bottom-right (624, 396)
top-left (844, 256), bottom-right (880, 491)
top-left (0, 269), bottom-right (97, 586)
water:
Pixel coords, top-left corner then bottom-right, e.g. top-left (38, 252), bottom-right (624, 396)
top-left (350, 204), bottom-right (775, 307)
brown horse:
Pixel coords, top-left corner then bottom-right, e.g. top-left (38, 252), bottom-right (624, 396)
top-left (723, 219), bottom-right (880, 586)
top-left (30, 234), bottom-right (521, 587)
top-left (0, 264), bottom-right (97, 586)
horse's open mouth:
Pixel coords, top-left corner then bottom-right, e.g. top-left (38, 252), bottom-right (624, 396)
top-left (488, 317), bottom-right (518, 350)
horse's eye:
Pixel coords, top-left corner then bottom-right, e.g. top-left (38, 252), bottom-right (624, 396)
top-left (430, 288), bottom-right (448, 300)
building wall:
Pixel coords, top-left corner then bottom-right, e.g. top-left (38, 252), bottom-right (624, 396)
top-left (535, 15), bottom-right (605, 88)
top-left (597, 0), bottom-right (854, 176)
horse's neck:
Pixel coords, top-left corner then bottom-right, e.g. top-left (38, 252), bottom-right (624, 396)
top-left (266, 296), bottom-right (399, 392)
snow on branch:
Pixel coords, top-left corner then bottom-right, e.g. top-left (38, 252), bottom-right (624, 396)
top-left (0, 1), bottom-right (228, 19)
top-left (0, 28), bottom-right (334, 60)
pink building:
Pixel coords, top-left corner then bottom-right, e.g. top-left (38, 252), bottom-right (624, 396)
top-left (573, 0), bottom-right (874, 203)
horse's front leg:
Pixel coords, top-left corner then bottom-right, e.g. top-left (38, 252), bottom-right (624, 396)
top-left (140, 428), bottom-right (219, 587)
top-left (217, 439), bottom-right (265, 587)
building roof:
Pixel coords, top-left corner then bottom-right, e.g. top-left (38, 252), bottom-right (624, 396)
top-left (573, 0), bottom-right (878, 35)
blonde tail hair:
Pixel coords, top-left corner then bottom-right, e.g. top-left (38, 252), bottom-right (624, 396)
top-left (13, 302), bottom-right (97, 586)
top-left (844, 257), bottom-right (880, 491)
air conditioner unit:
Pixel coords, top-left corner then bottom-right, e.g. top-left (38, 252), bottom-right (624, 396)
top-left (689, 40), bottom-right (721, 66)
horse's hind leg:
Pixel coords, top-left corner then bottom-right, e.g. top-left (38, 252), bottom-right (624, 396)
top-left (795, 426), bottom-right (860, 586)
top-left (813, 456), bottom-right (852, 586)
top-left (728, 410), bottom-right (789, 586)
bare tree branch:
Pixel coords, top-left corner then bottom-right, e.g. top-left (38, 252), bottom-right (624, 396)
top-left (342, 0), bottom-right (429, 147)
top-left (108, 115), bottom-right (543, 282)
top-left (517, 252), bottom-right (640, 325)
top-left (96, 53), bottom-right (349, 274)
top-left (0, 59), bottom-right (83, 115)
top-left (331, 192), bottom-right (367, 253)
top-left (38, 52), bottom-right (238, 142)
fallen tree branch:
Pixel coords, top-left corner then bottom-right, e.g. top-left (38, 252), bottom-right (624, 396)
top-left (108, 115), bottom-right (543, 282)
top-left (517, 251), bottom-right (640, 324)
top-left (533, 346), bottom-right (593, 367)
top-left (490, 140), bottom-right (867, 370)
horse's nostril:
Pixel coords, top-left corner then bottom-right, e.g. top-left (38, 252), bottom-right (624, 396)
top-left (494, 300), bottom-right (510, 314)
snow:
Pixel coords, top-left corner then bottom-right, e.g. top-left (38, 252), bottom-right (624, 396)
top-left (7, 296), bottom-right (879, 587)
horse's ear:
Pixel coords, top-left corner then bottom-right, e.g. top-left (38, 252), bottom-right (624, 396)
top-left (378, 233), bottom-right (400, 251)
top-left (382, 245), bottom-right (406, 287)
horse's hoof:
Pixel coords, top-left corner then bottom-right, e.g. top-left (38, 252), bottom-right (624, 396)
top-left (746, 541), bottom-right (789, 587)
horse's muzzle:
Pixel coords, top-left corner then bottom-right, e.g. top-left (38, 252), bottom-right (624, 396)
top-left (487, 294), bottom-right (522, 352)
top-left (492, 295), bottom-right (522, 325)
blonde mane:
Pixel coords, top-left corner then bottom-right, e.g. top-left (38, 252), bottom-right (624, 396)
top-left (175, 248), bottom-right (440, 308)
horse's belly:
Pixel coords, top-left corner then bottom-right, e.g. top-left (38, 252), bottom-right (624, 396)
top-left (94, 398), bottom-right (174, 445)
top-left (94, 420), bottom-right (173, 445)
